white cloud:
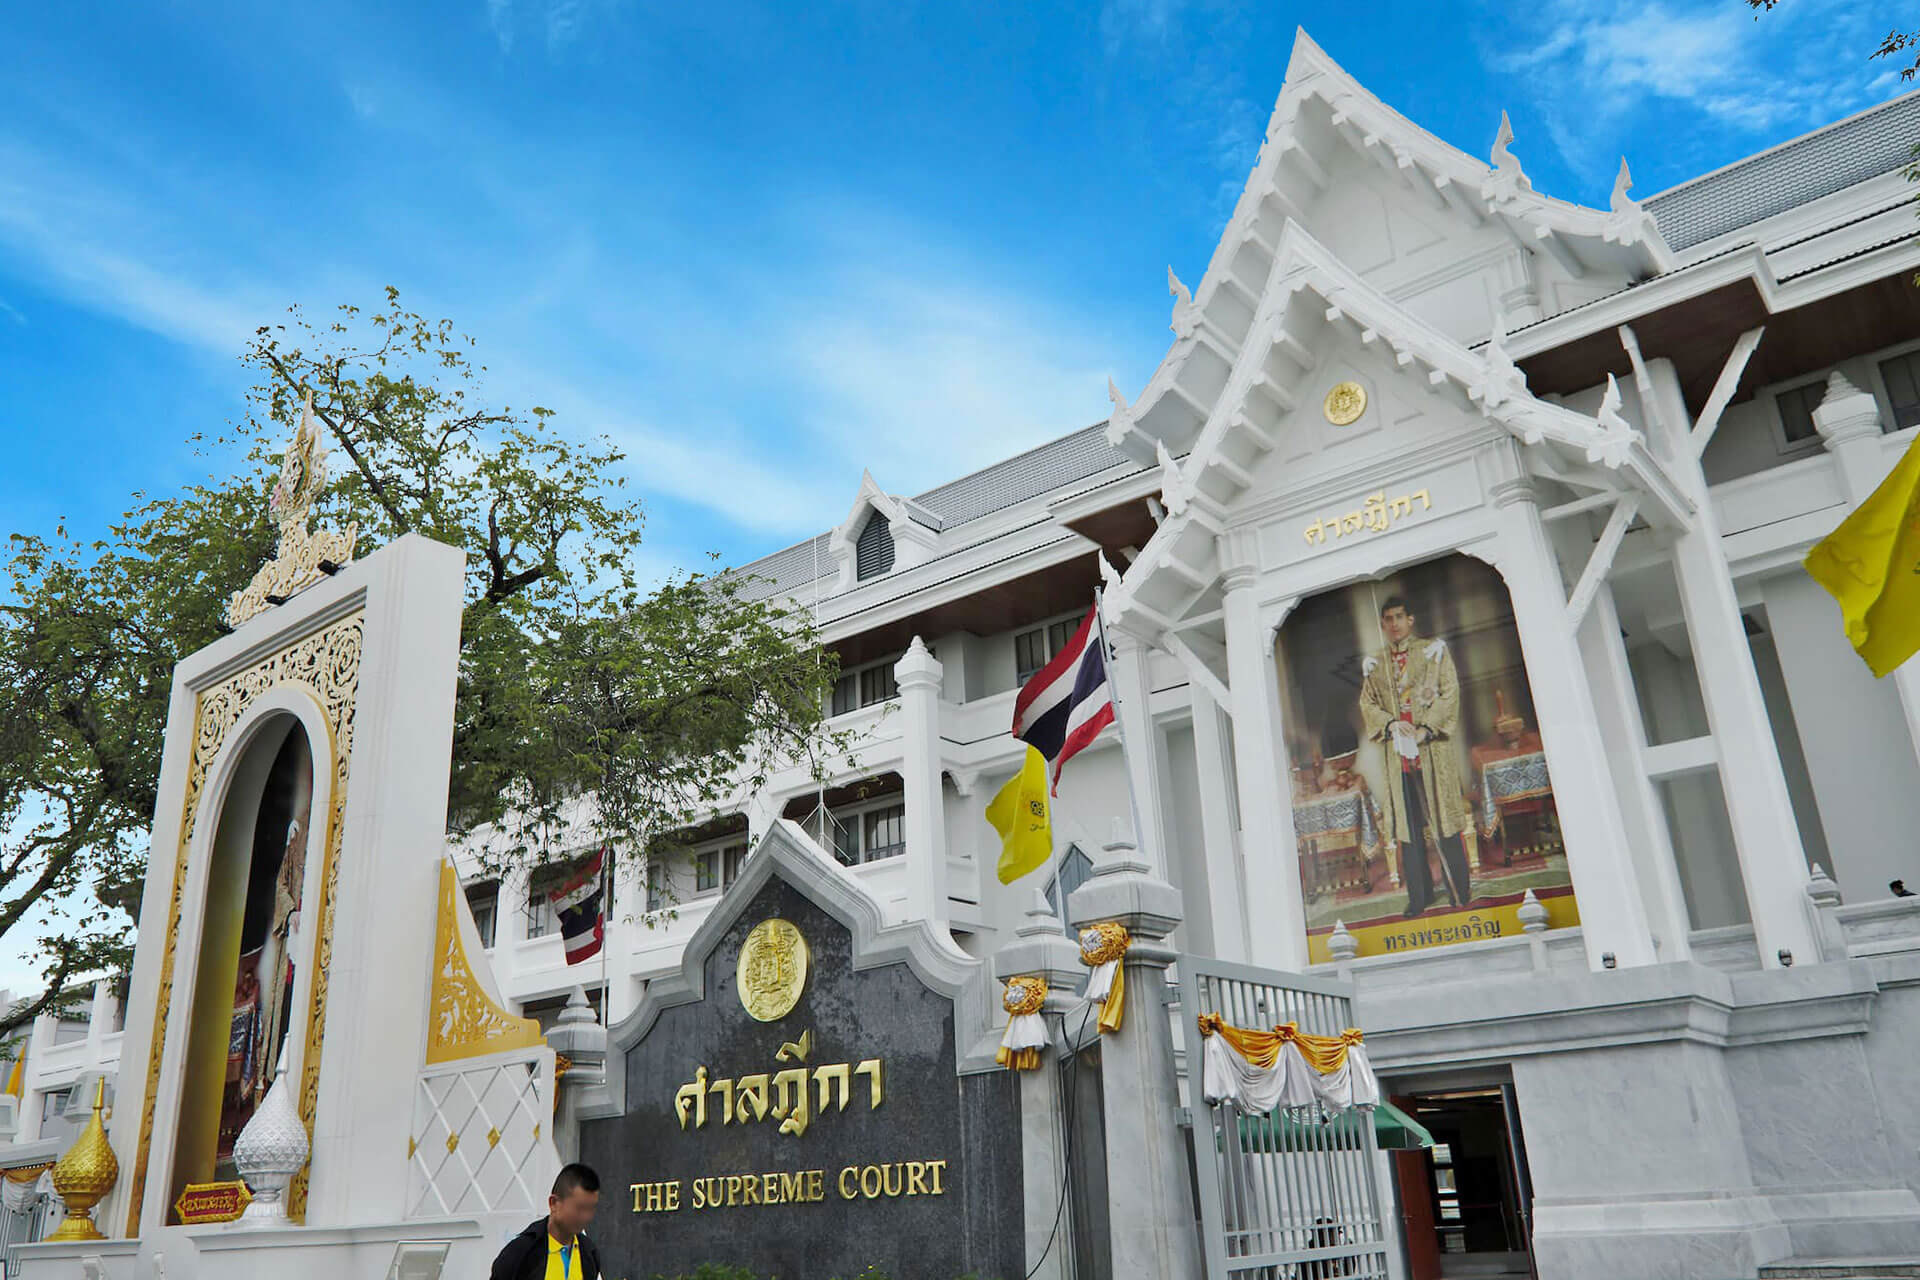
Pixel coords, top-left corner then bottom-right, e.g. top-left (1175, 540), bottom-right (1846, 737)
top-left (486, 0), bottom-right (515, 52)
top-left (344, 82), bottom-right (378, 119)
top-left (0, 297), bottom-right (23, 325)
top-left (1479, 0), bottom-right (1895, 180)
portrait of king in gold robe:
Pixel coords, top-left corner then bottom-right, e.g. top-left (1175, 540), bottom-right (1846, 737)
top-left (1358, 595), bottom-right (1473, 917)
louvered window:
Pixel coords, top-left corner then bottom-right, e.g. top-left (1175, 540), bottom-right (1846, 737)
top-left (855, 515), bottom-right (895, 580)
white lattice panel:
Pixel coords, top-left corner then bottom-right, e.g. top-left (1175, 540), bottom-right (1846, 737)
top-left (406, 1049), bottom-right (559, 1218)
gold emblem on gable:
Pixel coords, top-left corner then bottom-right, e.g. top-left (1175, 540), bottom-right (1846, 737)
top-left (1323, 380), bottom-right (1368, 426)
top-left (738, 918), bottom-right (809, 1022)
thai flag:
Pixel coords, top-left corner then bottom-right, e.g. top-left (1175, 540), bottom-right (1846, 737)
top-left (1011, 604), bottom-right (1114, 792)
top-left (554, 848), bottom-right (607, 965)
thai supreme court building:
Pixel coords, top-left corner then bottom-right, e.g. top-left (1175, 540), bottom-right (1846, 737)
top-left (12, 30), bottom-right (1920, 1280)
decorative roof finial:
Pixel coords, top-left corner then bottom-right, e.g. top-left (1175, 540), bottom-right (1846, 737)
top-left (1167, 266), bottom-right (1197, 338)
top-left (1482, 110), bottom-right (1532, 206)
top-left (226, 389), bottom-right (360, 628)
top-left (1105, 378), bottom-right (1135, 449)
top-left (1603, 157), bottom-right (1654, 246)
top-left (1154, 440), bottom-right (1193, 517)
top-left (1585, 374), bottom-right (1642, 467)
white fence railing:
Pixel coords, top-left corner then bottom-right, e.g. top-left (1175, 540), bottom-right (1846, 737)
top-left (1177, 956), bottom-right (1391, 1280)
top-left (405, 1045), bottom-right (560, 1219)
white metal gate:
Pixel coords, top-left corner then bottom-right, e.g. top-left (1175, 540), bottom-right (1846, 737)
top-left (1178, 956), bottom-right (1391, 1279)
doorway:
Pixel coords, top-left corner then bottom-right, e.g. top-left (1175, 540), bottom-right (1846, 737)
top-left (1392, 1087), bottom-right (1534, 1280)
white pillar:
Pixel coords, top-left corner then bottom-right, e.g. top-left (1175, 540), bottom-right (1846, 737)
top-left (1110, 630), bottom-right (1174, 881)
top-left (1188, 685), bottom-right (1250, 962)
top-left (1578, 584), bottom-right (1693, 960)
top-left (1815, 372), bottom-right (1920, 770)
top-left (1644, 358), bottom-right (1819, 967)
top-left (1220, 566), bottom-right (1310, 970)
top-left (1492, 483), bottom-right (1659, 969)
top-left (895, 637), bottom-right (949, 929)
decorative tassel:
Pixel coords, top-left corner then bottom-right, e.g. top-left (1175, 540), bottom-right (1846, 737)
top-left (1078, 922), bottom-right (1132, 1033)
top-left (997, 976), bottom-right (1050, 1071)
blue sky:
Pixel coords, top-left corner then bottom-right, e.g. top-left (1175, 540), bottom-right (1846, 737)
top-left (1, 0), bottom-right (1905, 584)
top-left (0, 1), bottom-right (1902, 992)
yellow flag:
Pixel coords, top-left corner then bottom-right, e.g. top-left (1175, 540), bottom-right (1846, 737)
top-left (1805, 431), bottom-right (1920, 677)
top-left (987, 745), bottom-right (1053, 885)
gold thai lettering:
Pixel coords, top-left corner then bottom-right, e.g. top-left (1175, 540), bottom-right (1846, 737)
top-left (1301, 487), bottom-right (1439, 546)
top-left (671, 1032), bottom-right (885, 1138)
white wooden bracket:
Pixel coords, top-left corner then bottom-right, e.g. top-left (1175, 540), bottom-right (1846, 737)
top-left (1565, 495), bottom-right (1641, 630)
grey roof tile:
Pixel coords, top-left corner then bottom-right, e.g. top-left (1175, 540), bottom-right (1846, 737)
top-left (1648, 90), bottom-right (1920, 251)
top-left (733, 422), bottom-right (1136, 599)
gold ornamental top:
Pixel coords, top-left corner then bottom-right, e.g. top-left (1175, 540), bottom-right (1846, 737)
top-left (225, 391), bottom-right (360, 628)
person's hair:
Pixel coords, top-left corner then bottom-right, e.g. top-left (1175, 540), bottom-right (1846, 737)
top-left (1379, 595), bottom-right (1412, 618)
top-left (553, 1163), bottom-right (601, 1199)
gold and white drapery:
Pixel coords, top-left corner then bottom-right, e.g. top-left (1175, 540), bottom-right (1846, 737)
top-left (1078, 922), bottom-right (1131, 1034)
top-left (997, 976), bottom-right (1050, 1071)
top-left (1196, 1014), bottom-right (1380, 1114)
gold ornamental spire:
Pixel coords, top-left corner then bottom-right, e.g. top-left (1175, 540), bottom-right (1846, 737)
top-left (47, 1078), bottom-right (118, 1242)
top-left (225, 390), bottom-right (360, 628)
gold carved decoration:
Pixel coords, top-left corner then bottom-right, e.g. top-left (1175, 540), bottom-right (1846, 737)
top-left (737, 919), bottom-right (809, 1023)
top-left (1323, 380), bottom-right (1367, 426)
top-left (225, 392), bottom-right (359, 628)
top-left (127, 610), bottom-right (364, 1236)
top-left (49, 1080), bottom-right (118, 1242)
top-left (173, 1179), bottom-right (252, 1225)
top-left (426, 860), bottom-right (544, 1064)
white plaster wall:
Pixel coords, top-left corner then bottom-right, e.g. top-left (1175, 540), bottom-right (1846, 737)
top-left (1760, 571), bottom-right (1920, 904)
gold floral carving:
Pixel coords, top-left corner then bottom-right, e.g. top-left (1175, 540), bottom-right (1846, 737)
top-left (426, 861), bottom-right (544, 1064)
top-left (1323, 380), bottom-right (1368, 426)
top-left (225, 392), bottom-right (359, 628)
top-left (737, 919), bottom-right (809, 1022)
top-left (127, 610), bottom-right (364, 1236)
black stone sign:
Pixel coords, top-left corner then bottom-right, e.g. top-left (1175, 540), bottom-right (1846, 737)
top-left (579, 869), bottom-right (1022, 1280)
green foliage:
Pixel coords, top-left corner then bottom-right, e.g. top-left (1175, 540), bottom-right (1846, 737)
top-left (0, 288), bottom-right (844, 1026)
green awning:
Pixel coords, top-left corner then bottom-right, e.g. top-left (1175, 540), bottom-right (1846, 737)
top-left (1218, 1102), bottom-right (1433, 1153)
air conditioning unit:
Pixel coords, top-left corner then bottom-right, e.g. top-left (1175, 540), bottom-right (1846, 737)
top-left (59, 1071), bottom-right (114, 1120)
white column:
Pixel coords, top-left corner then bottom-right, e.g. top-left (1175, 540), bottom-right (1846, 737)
top-left (1220, 566), bottom-right (1309, 971)
top-left (1644, 358), bottom-right (1819, 967)
top-left (1188, 684), bottom-right (1251, 962)
top-left (1109, 630), bottom-right (1174, 880)
top-left (1578, 584), bottom-right (1693, 959)
top-left (895, 637), bottom-right (949, 929)
top-left (1491, 484), bottom-right (1659, 969)
top-left (1815, 372), bottom-right (1920, 770)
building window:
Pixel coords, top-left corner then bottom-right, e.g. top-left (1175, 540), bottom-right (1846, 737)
top-left (1045, 844), bottom-right (1093, 929)
top-left (855, 515), bottom-right (896, 581)
top-left (830, 657), bottom-right (900, 716)
top-left (862, 805), bottom-right (907, 862)
top-left (1015, 617), bottom-right (1080, 684)
top-left (695, 850), bottom-right (720, 895)
top-left (646, 861), bottom-right (668, 912)
top-left (40, 1089), bottom-right (70, 1130)
top-left (722, 843), bottom-right (746, 888)
top-left (465, 880), bottom-right (499, 949)
top-left (1879, 351), bottom-right (1920, 429)
top-left (1775, 380), bottom-right (1830, 446)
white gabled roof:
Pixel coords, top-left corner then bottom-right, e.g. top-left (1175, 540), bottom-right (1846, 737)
top-left (1108, 29), bottom-right (1673, 467)
top-left (1106, 219), bottom-right (1694, 643)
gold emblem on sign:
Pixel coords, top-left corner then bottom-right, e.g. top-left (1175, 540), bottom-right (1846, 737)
top-left (1323, 380), bottom-right (1367, 426)
top-left (738, 918), bottom-right (809, 1022)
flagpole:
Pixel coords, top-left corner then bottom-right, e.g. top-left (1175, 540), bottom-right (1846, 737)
top-left (600, 842), bottom-right (612, 1026)
top-left (1092, 584), bottom-right (1152, 861)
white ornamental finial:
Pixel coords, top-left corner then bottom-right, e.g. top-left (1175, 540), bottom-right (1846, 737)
top-left (1603, 157), bottom-right (1652, 246)
top-left (1585, 374), bottom-right (1641, 467)
top-left (1471, 311), bottom-right (1528, 411)
top-left (1482, 110), bottom-right (1532, 205)
top-left (1167, 266), bottom-right (1197, 338)
top-left (1609, 158), bottom-right (1635, 216)
top-left (1105, 378), bottom-right (1135, 449)
top-left (1154, 440), bottom-right (1192, 517)
top-left (232, 1044), bottom-right (309, 1226)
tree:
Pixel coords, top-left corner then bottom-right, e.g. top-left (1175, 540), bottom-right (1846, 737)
top-left (1, 288), bottom-right (844, 1028)
top-left (1747, 4), bottom-right (1919, 83)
